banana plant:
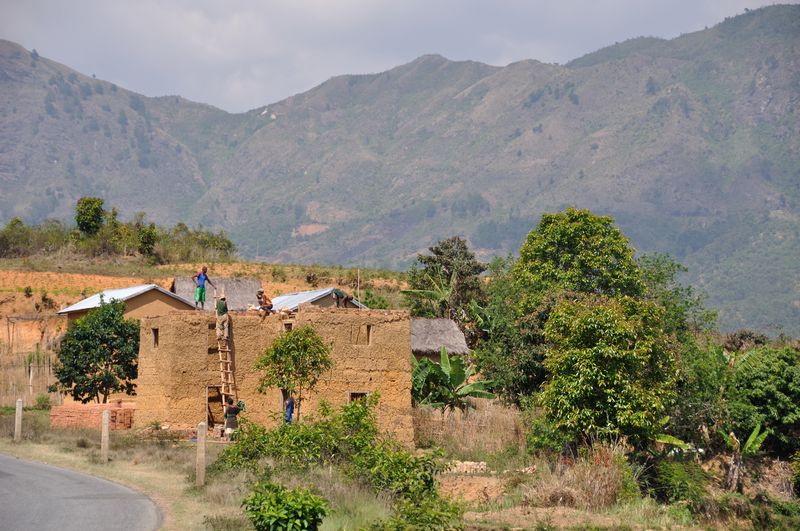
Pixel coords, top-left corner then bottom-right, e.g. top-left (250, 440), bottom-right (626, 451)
top-left (719, 423), bottom-right (769, 492)
top-left (411, 347), bottom-right (495, 414)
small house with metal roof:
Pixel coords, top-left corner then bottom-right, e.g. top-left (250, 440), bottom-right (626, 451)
top-left (57, 284), bottom-right (195, 324)
top-left (271, 287), bottom-right (366, 312)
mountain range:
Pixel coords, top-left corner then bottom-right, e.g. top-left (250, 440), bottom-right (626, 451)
top-left (0, 5), bottom-right (798, 334)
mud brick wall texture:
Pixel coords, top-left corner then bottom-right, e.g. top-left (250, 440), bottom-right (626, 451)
top-left (50, 402), bottom-right (135, 430)
top-left (136, 306), bottom-right (415, 445)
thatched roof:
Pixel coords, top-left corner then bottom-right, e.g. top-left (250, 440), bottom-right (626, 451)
top-left (171, 277), bottom-right (262, 311)
top-left (411, 318), bottom-right (469, 356)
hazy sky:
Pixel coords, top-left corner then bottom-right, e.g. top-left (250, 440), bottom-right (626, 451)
top-left (1, 1), bottom-right (793, 112)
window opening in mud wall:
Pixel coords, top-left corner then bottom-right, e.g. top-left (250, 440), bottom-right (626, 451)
top-left (349, 392), bottom-right (368, 403)
top-left (283, 321), bottom-right (293, 331)
top-left (351, 324), bottom-right (372, 345)
top-left (152, 328), bottom-right (159, 348)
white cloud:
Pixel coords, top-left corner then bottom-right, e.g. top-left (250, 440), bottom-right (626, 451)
top-left (0, 0), bottom-right (793, 111)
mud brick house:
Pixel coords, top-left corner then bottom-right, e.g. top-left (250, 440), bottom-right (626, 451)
top-left (135, 306), bottom-right (414, 444)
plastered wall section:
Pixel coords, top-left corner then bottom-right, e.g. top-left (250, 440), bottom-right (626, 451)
top-left (135, 306), bottom-right (414, 444)
top-left (65, 291), bottom-right (193, 325)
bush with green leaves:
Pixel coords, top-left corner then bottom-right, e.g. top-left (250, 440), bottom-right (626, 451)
top-left (540, 294), bottom-right (678, 446)
top-left (725, 346), bottom-right (800, 455)
top-left (647, 458), bottom-right (709, 506)
top-left (791, 451), bottom-right (800, 496)
top-left (243, 481), bottom-right (329, 531)
top-left (214, 395), bottom-right (461, 529)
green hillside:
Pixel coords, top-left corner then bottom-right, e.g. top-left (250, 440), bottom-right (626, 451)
top-left (0, 5), bottom-right (798, 334)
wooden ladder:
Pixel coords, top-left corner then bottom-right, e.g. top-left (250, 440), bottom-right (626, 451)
top-left (217, 339), bottom-right (237, 412)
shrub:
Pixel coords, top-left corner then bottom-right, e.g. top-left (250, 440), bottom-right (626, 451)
top-left (647, 458), bottom-right (708, 506)
top-left (726, 346), bottom-right (800, 455)
top-left (520, 398), bottom-right (568, 454)
top-left (33, 394), bottom-right (51, 410)
top-left (243, 481), bottom-right (328, 531)
top-left (792, 451), bottom-right (800, 496)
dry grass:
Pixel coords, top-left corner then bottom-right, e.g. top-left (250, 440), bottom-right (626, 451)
top-left (413, 399), bottom-right (525, 463)
top-left (524, 443), bottom-right (639, 511)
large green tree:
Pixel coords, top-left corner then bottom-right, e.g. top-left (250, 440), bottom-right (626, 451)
top-left (52, 300), bottom-right (139, 403)
top-left (256, 326), bottom-right (333, 422)
top-left (477, 208), bottom-right (646, 402)
top-left (540, 294), bottom-right (678, 445)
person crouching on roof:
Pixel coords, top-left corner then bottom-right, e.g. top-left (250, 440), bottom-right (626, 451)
top-left (256, 289), bottom-right (273, 314)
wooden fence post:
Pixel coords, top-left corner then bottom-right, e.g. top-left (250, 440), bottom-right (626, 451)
top-left (100, 409), bottom-right (110, 462)
top-left (14, 398), bottom-right (22, 442)
top-left (196, 421), bottom-right (207, 487)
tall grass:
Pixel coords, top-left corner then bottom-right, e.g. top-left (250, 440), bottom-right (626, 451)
top-left (413, 399), bottom-right (525, 465)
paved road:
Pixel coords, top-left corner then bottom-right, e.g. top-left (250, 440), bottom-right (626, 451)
top-left (0, 453), bottom-right (161, 531)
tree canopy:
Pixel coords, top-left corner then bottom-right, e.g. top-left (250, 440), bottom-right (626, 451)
top-left (512, 207), bottom-right (643, 312)
top-left (255, 325), bottom-right (333, 422)
top-left (540, 294), bottom-right (678, 444)
top-left (75, 196), bottom-right (106, 236)
top-left (404, 236), bottom-right (485, 322)
top-left (52, 300), bottom-right (139, 403)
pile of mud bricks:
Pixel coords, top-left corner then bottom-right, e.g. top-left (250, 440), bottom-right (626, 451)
top-left (50, 402), bottom-right (135, 430)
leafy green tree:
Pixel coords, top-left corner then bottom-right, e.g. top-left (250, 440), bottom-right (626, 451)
top-left (75, 196), bottom-right (106, 236)
top-left (256, 326), bottom-right (333, 422)
top-left (404, 236), bottom-right (485, 323)
top-left (512, 207), bottom-right (643, 313)
top-left (51, 300), bottom-right (139, 403)
top-left (473, 256), bottom-right (550, 402)
top-left (726, 346), bottom-right (800, 455)
top-left (137, 222), bottom-right (159, 256)
top-left (478, 209), bottom-right (645, 402)
top-left (638, 253), bottom-right (716, 338)
top-left (540, 294), bottom-right (678, 446)
top-left (411, 348), bottom-right (495, 413)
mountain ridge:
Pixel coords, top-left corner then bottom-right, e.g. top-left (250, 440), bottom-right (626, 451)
top-left (0, 5), bottom-right (798, 333)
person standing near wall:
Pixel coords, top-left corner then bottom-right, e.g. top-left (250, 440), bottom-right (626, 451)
top-left (192, 265), bottom-right (216, 310)
top-left (223, 396), bottom-right (240, 440)
top-left (216, 293), bottom-right (229, 341)
top-left (284, 395), bottom-right (295, 424)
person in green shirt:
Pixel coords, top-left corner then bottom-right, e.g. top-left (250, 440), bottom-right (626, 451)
top-left (215, 293), bottom-right (229, 341)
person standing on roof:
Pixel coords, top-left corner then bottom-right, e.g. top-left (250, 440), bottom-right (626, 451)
top-left (216, 292), bottom-right (230, 341)
top-left (192, 265), bottom-right (216, 310)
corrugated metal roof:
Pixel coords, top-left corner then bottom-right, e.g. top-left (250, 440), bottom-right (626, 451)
top-left (57, 284), bottom-right (194, 314)
top-left (271, 287), bottom-right (367, 312)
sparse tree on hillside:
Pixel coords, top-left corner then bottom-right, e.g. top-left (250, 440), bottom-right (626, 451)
top-left (75, 196), bottom-right (106, 236)
top-left (51, 300), bottom-right (139, 403)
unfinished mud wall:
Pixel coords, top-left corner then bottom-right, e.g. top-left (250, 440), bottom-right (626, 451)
top-left (0, 314), bottom-right (65, 406)
top-left (135, 306), bottom-right (414, 444)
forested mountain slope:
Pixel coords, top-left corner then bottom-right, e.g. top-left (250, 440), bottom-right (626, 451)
top-left (0, 5), bottom-right (798, 333)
